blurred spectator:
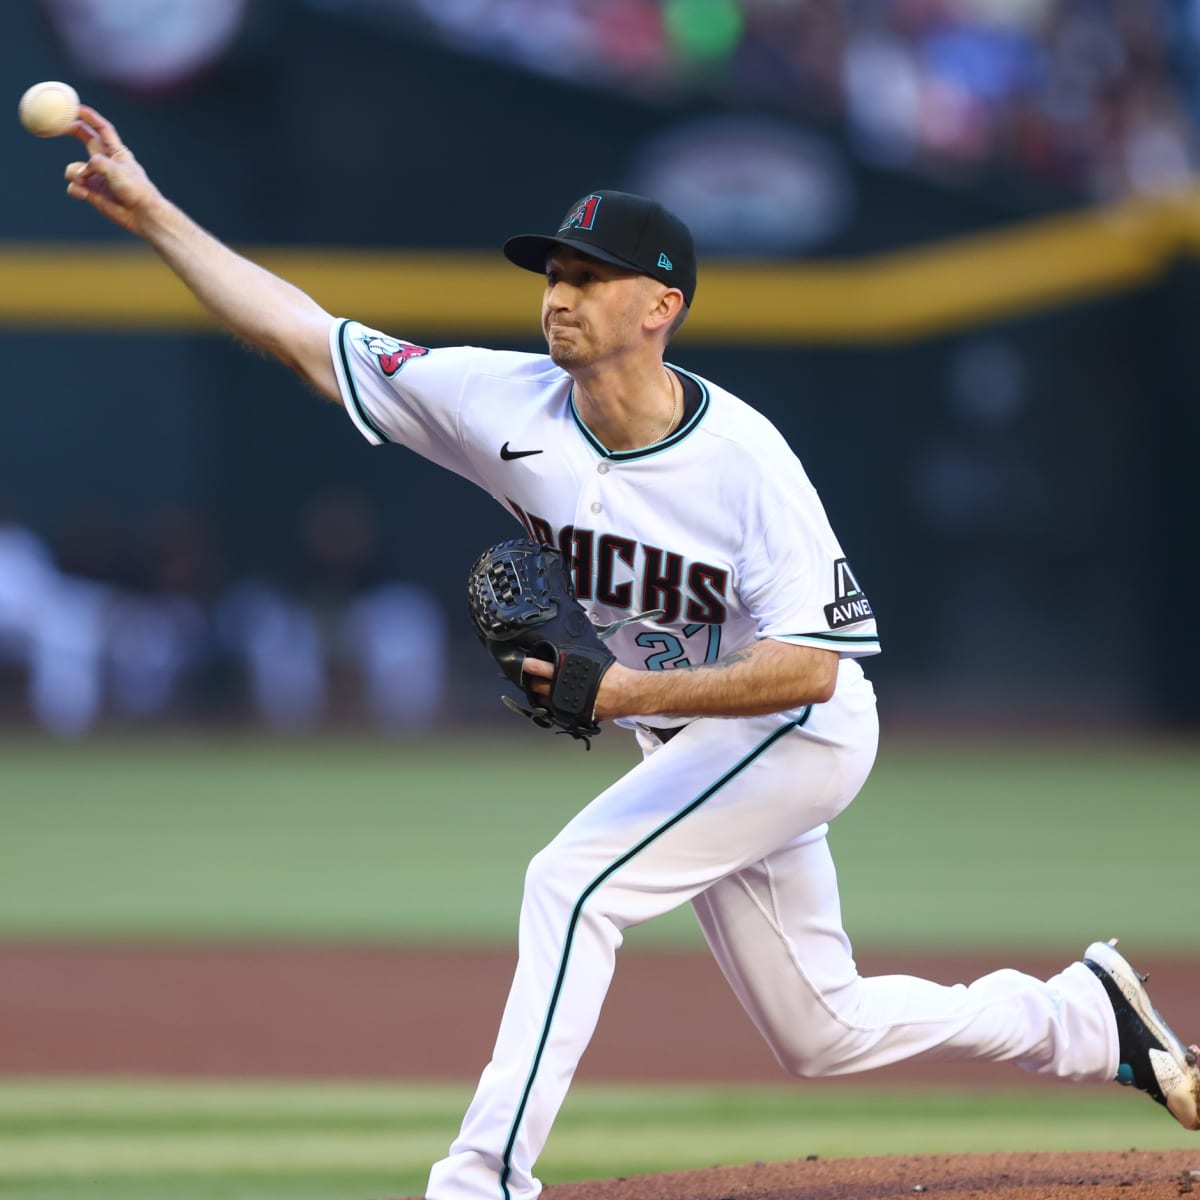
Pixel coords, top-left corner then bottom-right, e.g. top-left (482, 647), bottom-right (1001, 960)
top-left (106, 508), bottom-right (217, 723)
top-left (107, 590), bottom-right (206, 721)
top-left (27, 570), bottom-right (113, 737)
top-left (214, 578), bottom-right (327, 732)
top-left (0, 505), bottom-right (60, 720)
top-left (0, 504), bottom-right (57, 665)
top-left (211, 488), bottom-right (380, 734)
top-left (26, 504), bottom-right (131, 737)
top-left (340, 582), bottom-right (448, 732)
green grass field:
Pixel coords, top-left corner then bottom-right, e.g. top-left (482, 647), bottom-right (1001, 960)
top-left (0, 731), bottom-right (1196, 949)
top-left (0, 731), bottom-right (1196, 1199)
top-left (0, 1080), bottom-right (1194, 1200)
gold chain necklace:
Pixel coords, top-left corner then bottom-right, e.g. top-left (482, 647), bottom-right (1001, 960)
top-left (651, 368), bottom-right (682, 445)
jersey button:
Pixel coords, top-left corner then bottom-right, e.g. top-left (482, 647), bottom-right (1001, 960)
top-left (590, 502), bottom-right (602, 514)
top-left (597, 462), bottom-right (610, 474)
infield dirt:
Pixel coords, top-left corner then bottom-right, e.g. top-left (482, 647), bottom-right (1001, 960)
top-left (4, 943), bottom-right (1197, 1199)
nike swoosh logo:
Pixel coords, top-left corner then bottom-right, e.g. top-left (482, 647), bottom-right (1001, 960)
top-left (500, 442), bottom-right (543, 461)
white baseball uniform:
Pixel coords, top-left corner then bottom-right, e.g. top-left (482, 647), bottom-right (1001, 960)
top-left (329, 319), bottom-right (1118, 1200)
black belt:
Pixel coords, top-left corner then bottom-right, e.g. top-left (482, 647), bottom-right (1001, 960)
top-left (650, 724), bottom-right (688, 744)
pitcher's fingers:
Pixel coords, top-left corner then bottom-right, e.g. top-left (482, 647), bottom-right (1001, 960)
top-left (63, 160), bottom-right (100, 185)
top-left (71, 153), bottom-right (117, 185)
top-left (67, 118), bottom-right (100, 153)
top-left (522, 657), bottom-right (555, 680)
top-left (78, 105), bottom-right (129, 156)
top-left (65, 178), bottom-right (96, 203)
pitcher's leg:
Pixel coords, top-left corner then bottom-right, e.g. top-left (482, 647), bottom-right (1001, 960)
top-left (693, 832), bottom-right (1119, 1082)
top-left (427, 835), bottom-right (631, 1200)
top-left (428, 714), bottom-right (844, 1200)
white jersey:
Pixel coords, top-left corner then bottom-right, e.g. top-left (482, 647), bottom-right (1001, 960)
top-left (329, 319), bottom-right (879, 724)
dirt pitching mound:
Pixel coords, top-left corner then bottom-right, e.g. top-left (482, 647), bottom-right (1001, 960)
top-left (544, 1150), bottom-right (1200, 1200)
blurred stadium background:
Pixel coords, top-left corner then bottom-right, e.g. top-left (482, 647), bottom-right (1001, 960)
top-left (3, 0), bottom-right (1200, 738)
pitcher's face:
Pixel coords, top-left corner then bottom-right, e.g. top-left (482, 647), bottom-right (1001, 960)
top-left (541, 250), bottom-right (660, 371)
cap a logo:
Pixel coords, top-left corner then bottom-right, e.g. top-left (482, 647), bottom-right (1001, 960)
top-left (560, 194), bottom-right (602, 233)
top-left (362, 333), bottom-right (430, 377)
top-left (657, 252), bottom-right (673, 271)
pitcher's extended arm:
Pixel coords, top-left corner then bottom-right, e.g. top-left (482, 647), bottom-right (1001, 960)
top-left (65, 105), bottom-right (338, 402)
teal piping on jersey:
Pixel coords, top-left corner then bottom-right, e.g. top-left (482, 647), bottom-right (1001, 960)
top-left (335, 319), bottom-right (392, 445)
top-left (497, 708), bottom-right (812, 1200)
top-left (794, 631), bottom-right (881, 646)
top-left (569, 365), bottom-right (710, 461)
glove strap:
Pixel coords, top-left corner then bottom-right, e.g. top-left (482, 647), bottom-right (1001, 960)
top-left (499, 694), bottom-right (599, 749)
top-left (549, 648), bottom-right (613, 721)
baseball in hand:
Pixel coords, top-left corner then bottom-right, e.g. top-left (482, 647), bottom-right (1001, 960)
top-left (18, 81), bottom-right (80, 138)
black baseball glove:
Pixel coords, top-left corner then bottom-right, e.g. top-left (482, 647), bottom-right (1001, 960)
top-left (467, 537), bottom-right (616, 747)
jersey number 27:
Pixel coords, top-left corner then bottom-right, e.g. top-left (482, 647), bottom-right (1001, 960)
top-left (636, 623), bottom-right (722, 670)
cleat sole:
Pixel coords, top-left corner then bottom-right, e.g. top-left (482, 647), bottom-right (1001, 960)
top-left (1086, 940), bottom-right (1200, 1132)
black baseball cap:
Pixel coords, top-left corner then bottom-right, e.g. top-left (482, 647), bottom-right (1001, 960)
top-left (503, 190), bottom-right (697, 306)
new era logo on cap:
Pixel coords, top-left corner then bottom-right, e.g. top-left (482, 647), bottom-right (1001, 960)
top-left (503, 189), bottom-right (697, 306)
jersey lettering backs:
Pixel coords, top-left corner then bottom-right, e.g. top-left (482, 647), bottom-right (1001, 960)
top-left (509, 502), bottom-right (729, 625)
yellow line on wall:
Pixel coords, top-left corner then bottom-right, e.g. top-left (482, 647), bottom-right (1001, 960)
top-left (3, 186), bottom-right (1200, 342)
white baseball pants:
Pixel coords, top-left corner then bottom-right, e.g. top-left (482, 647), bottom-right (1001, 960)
top-left (426, 670), bottom-right (1118, 1200)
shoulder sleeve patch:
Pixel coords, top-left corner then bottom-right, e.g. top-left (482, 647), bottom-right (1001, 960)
top-left (823, 558), bottom-right (874, 629)
top-left (361, 331), bottom-right (430, 377)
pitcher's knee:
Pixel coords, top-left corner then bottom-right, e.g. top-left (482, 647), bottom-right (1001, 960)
top-left (523, 843), bottom-right (594, 907)
top-left (770, 1011), bottom-right (872, 1078)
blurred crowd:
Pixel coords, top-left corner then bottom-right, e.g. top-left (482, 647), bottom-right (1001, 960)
top-left (394, 0), bottom-right (1200, 201)
top-left (35, 0), bottom-right (1200, 205)
top-left (0, 492), bottom-right (448, 738)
